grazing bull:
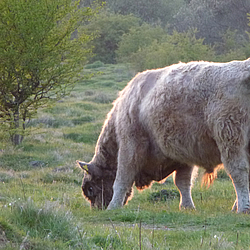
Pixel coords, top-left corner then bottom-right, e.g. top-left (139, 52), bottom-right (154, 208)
top-left (77, 59), bottom-right (250, 212)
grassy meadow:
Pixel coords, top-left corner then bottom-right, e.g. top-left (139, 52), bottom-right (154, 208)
top-left (0, 63), bottom-right (250, 250)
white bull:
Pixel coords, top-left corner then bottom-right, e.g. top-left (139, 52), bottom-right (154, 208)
top-left (78, 59), bottom-right (250, 213)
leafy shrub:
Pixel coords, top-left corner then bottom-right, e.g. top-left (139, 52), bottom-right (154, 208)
top-left (116, 23), bottom-right (167, 62)
top-left (82, 11), bottom-right (140, 63)
top-left (126, 29), bottom-right (215, 71)
top-left (214, 29), bottom-right (247, 62)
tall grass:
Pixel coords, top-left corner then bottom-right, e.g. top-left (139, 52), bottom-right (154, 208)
top-left (0, 63), bottom-right (250, 249)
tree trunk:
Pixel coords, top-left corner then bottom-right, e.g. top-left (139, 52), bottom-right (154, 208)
top-left (11, 133), bottom-right (23, 146)
top-left (11, 107), bottom-right (23, 145)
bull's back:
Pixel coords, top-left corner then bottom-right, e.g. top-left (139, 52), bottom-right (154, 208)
top-left (138, 61), bottom-right (250, 167)
top-left (116, 59), bottom-right (250, 167)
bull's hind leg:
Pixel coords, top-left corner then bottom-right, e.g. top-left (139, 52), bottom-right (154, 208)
top-left (231, 167), bottom-right (250, 211)
top-left (213, 117), bottom-right (250, 212)
top-left (173, 165), bottom-right (196, 209)
top-left (221, 151), bottom-right (250, 213)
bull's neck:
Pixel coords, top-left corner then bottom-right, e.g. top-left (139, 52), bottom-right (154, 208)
top-left (92, 110), bottom-right (118, 170)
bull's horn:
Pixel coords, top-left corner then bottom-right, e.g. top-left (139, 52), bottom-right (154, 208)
top-left (76, 161), bottom-right (91, 173)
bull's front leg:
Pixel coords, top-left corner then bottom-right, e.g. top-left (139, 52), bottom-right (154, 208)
top-left (173, 165), bottom-right (196, 209)
top-left (107, 142), bottom-right (138, 210)
top-left (107, 175), bottom-right (134, 210)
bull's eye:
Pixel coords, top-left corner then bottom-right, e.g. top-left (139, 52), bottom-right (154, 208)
top-left (88, 186), bottom-right (93, 197)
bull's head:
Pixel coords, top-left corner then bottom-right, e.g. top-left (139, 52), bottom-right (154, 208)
top-left (76, 160), bottom-right (115, 209)
top-left (77, 160), bottom-right (133, 209)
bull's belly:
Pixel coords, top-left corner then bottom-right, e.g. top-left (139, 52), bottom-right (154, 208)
top-left (140, 97), bottom-right (222, 168)
top-left (152, 129), bottom-right (222, 168)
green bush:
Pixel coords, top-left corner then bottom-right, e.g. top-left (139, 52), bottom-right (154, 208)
top-left (82, 11), bottom-right (140, 63)
top-left (126, 29), bottom-right (215, 71)
top-left (116, 23), bottom-right (167, 62)
top-left (214, 29), bottom-right (248, 62)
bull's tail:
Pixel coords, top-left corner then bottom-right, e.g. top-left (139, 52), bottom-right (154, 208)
top-left (201, 164), bottom-right (223, 187)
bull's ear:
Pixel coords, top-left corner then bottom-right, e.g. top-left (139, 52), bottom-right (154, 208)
top-left (76, 161), bottom-right (92, 174)
top-left (76, 160), bottom-right (102, 177)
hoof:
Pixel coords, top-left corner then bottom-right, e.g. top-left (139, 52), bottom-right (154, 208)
top-left (243, 209), bottom-right (250, 214)
top-left (107, 203), bottom-right (122, 210)
top-left (179, 204), bottom-right (196, 210)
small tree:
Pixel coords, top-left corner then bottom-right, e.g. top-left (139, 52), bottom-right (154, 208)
top-left (0, 0), bottom-right (97, 145)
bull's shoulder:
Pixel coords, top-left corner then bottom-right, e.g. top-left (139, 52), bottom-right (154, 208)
top-left (113, 68), bottom-right (166, 116)
top-left (137, 68), bottom-right (167, 98)
top-left (122, 67), bottom-right (167, 99)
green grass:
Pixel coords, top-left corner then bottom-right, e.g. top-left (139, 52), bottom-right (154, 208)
top-left (0, 63), bottom-right (250, 249)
